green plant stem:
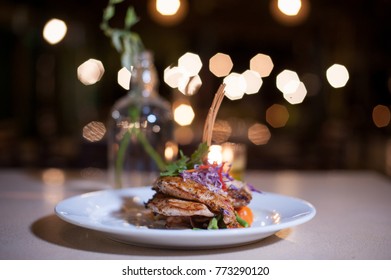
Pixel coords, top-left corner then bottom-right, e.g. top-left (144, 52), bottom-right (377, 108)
top-left (133, 127), bottom-right (166, 171)
top-left (115, 130), bottom-right (131, 188)
top-left (128, 105), bottom-right (165, 171)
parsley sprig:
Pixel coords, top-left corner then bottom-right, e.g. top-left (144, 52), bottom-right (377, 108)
top-left (160, 143), bottom-right (209, 177)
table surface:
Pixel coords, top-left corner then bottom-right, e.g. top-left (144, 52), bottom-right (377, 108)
top-left (1, 168), bottom-right (390, 260)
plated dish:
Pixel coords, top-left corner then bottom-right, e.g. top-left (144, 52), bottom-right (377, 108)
top-left (55, 187), bottom-right (316, 249)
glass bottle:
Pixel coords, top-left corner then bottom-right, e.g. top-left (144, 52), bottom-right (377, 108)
top-left (107, 51), bottom-right (173, 188)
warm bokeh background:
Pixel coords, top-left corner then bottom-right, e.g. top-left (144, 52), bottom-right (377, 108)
top-left (1, 0), bottom-right (390, 174)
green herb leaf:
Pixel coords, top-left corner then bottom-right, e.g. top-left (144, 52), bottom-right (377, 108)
top-left (125, 7), bottom-right (139, 29)
top-left (187, 142), bottom-right (209, 169)
top-left (160, 151), bottom-right (189, 176)
top-left (103, 5), bottom-right (115, 21)
top-left (160, 143), bottom-right (209, 177)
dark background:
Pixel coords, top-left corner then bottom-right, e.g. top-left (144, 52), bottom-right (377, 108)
top-left (1, 0), bottom-right (390, 174)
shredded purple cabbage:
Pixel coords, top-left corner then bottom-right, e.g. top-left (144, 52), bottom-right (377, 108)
top-left (180, 163), bottom-right (228, 193)
top-left (180, 162), bottom-right (260, 194)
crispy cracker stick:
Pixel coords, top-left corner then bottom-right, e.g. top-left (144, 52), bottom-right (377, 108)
top-left (202, 84), bottom-right (226, 146)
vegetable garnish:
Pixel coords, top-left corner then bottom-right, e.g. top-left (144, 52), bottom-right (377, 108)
top-left (206, 215), bottom-right (226, 230)
top-left (160, 142), bottom-right (209, 177)
top-left (207, 217), bottom-right (219, 230)
top-left (181, 162), bottom-right (231, 194)
top-left (236, 206), bottom-right (254, 226)
top-left (204, 211), bottom-right (252, 229)
top-left (235, 213), bottom-right (249, 228)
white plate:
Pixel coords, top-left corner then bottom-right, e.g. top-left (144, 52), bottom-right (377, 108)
top-left (55, 187), bottom-right (316, 249)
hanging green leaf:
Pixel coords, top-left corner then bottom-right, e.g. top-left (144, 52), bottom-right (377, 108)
top-left (103, 5), bottom-right (115, 21)
top-left (101, 1), bottom-right (144, 67)
top-left (109, 0), bottom-right (124, 4)
top-left (111, 30), bottom-right (123, 53)
top-left (125, 6), bottom-right (139, 29)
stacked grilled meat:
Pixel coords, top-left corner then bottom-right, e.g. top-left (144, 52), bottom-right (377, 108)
top-left (146, 175), bottom-right (252, 229)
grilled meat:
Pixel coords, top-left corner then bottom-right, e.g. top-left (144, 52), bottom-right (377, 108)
top-left (152, 176), bottom-right (239, 228)
top-left (146, 193), bottom-right (215, 217)
top-left (226, 180), bottom-right (253, 208)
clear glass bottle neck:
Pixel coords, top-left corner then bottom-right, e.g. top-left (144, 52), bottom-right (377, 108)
top-left (129, 52), bottom-right (158, 98)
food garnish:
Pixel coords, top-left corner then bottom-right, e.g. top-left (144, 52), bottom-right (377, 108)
top-left (160, 142), bottom-right (209, 177)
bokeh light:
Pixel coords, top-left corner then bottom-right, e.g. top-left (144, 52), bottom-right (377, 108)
top-left (212, 119), bottom-right (232, 144)
top-left (164, 66), bottom-right (186, 88)
top-left (164, 141), bottom-right (178, 162)
top-left (209, 53), bottom-right (233, 77)
top-left (242, 69), bottom-right (263, 95)
top-left (117, 67), bottom-right (132, 90)
top-left (148, 0), bottom-right (188, 26)
top-left (221, 144), bottom-right (234, 163)
top-left (221, 142), bottom-right (247, 177)
top-left (326, 64), bottom-right (349, 88)
top-left (178, 75), bottom-right (202, 96)
top-left (42, 168), bottom-right (66, 204)
top-left (77, 59), bottom-right (105, 85)
top-left (207, 145), bottom-right (223, 164)
top-left (173, 103), bottom-right (195, 126)
top-left (250, 53), bottom-right (274, 77)
top-left (276, 69), bottom-right (300, 94)
top-left (42, 168), bottom-right (65, 187)
top-left (372, 105), bottom-right (391, 128)
top-left (82, 121), bottom-right (106, 142)
top-left (248, 123), bottom-right (271, 145)
top-left (178, 52), bottom-right (203, 77)
top-left (43, 18), bottom-right (67, 45)
top-left (223, 72), bottom-right (246, 100)
top-left (270, 0), bottom-right (310, 26)
top-left (156, 0), bottom-right (180, 15)
top-left (278, 0), bottom-right (302, 16)
top-left (266, 104), bottom-right (290, 128)
top-left (283, 82), bottom-right (307, 104)
top-left (165, 53), bottom-right (203, 96)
